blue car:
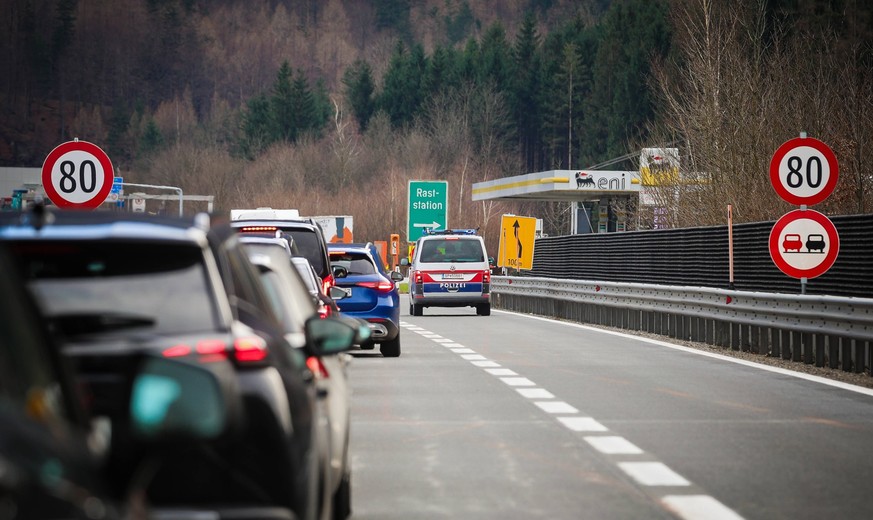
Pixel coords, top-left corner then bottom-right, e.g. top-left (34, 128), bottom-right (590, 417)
top-left (328, 242), bottom-right (403, 357)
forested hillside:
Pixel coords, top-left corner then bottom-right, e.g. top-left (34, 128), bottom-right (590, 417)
top-left (2, 0), bottom-right (871, 246)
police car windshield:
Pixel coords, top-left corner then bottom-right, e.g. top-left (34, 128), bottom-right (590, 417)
top-left (420, 238), bottom-right (484, 263)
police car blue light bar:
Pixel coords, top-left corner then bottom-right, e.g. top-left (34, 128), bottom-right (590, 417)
top-left (424, 228), bottom-right (480, 236)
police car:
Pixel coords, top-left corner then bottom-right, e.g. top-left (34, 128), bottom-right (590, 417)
top-left (406, 228), bottom-right (491, 316)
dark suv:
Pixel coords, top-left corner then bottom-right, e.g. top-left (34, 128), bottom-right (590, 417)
top-left (0, 241), bottom-right (249, 519)
top-left (231, 214), bottom-right (334, 294)
top-left (0, 209), bottom-right (355, 520)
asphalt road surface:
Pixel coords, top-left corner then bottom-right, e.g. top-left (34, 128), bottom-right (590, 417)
top-left (347, 296), bottom-right (873, 520)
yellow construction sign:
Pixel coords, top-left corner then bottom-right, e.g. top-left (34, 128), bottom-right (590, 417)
top-left (497, 214), bottom-right (537, 270)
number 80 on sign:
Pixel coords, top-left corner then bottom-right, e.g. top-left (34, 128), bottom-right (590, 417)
top-left (41, 140), bottom-right (114, 209)
top-left (769, 136), bottom-right (838, 206)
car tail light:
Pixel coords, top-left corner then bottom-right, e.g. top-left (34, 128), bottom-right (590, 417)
top-left (356, 280), bottom-right (395, 293)
top-left (414, 270), bottom-right (423, 284)
top-left (233, 336), bottom-right (268, 363)
top-left (239, 226), bottom-right (279, 233)
top-left (196, 339), bottom-right (226, 355)
top-left (196, 339), bottom-right (229, 362)
top-left (322, 274), bottom-right (335, 296)
top-left (163, 344), bottom-right (192, 358)
top-left (163, 339), bottom-right (230, 363)
top-left (306, 356), bottom-right (330, 379)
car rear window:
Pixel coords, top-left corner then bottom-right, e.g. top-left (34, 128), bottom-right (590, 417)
top-left (237, 226), bottom-right (327, 279)
top-left (418, 238), bottom-right (484, 263)
top-left (330, 252), bottom-right (376, 275)
top-left (9, 241), bottom-right (218, 336)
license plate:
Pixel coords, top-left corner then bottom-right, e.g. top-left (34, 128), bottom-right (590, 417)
top-left (442, 273), bottom-right (464, 279)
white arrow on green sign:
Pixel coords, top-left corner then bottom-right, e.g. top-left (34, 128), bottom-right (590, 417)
top-left (407, 180), bottom-right (448, 241)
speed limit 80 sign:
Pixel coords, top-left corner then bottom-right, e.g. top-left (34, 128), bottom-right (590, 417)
top-left (769, 136), bottom-right (838, 206)
top-left (41, 140), bottom-right (114, 209)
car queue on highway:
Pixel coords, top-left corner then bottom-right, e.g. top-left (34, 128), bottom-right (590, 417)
top-left (0, 203), bottom-right (409, 520)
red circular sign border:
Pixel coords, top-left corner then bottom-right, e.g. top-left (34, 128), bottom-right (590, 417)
top-left (769, 137), bottom-right (839, 206)
top-left (768, 209), bottom-right (840, 279)
top-left (41, 140), bottom-right (114, 209)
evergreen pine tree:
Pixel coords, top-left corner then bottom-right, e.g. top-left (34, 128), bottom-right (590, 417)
top-left (342, 60), bottom-right (376, 131)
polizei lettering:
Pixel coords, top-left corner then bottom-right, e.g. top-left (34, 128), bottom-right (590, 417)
top-left (440, 282), bottom-right (466, 291)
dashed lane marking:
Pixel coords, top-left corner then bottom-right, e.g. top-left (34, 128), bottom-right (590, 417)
top-left (406, 318), bottom-right (745, 520)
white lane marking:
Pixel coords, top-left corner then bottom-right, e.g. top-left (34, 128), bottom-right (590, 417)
top-left (484, 368), bottom-right (517, 376)
top-left (534, 401), bottom-right (579, 414)
top-left (425, 326), bottom-right (744, 520)
top-left (500, 377), bottom-right (536, 387)
top-left (662, 495), bottom-right (746, 520)
top-left (506, 311), bottom-right (873, 398)
top-left (420, 334), bottom-right (443, 339)
top-left (516, 388), bottom-right (555, 399)
top-left (451, 348), bottom-right (477, 354)
top-left (618, 462), bottom-right (691, 486)
top-left (557, 417), bottom-right (608, 432)
top-left (583, 436), bottom-right (643, 455)
top-left (412, 330), bottom-right (433, 335)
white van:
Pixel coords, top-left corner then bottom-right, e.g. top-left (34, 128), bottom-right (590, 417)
top-left (406, 229), bottom-right (491, 316)
top-left (230, 207), bottom-right (300, 221)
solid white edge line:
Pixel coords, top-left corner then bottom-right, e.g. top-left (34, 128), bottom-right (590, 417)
top-left (500, 310), bottom-right (873, 398)
top-left (661, 495), bottom-right (746, 520)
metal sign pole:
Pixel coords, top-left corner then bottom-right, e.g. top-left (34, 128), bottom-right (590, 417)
top-left (728, 204), bottom-right (734, 290)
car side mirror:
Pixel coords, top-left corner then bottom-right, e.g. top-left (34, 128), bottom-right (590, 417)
top-left (129, 356), bottom-right (242, 441)
top-left (305, 315), bottom-right (356, 355)
top-left (389, 271), bottom-right (403, 282)
top-left (400, 258), bottom-right (409, 266)
top-left (332, 265), bottom-right (348, 279)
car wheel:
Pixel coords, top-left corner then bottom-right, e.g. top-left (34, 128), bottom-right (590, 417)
top-left (332, 473), bottom-right (351, 520)
top-left (380, 336), bottom-right (401, 357)
top-left (476, 304), bottom-right (491, 316)
top-left (411, 303), bottom-right (423, 316)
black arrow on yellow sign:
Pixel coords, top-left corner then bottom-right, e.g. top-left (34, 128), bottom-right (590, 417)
top-left (513, 219), bottom-right (522, 259)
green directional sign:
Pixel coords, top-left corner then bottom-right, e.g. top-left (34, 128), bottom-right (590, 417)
top-left (407, 180), bottom-right (448, 241)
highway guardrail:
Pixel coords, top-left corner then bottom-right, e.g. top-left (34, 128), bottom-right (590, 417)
top-left (491, 276), bottom-right (873, 376)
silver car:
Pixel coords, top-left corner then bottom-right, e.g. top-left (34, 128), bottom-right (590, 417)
top-left (242, 236), bottom-right (355, 520)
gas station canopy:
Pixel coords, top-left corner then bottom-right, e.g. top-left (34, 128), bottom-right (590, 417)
top-left (472, 169), bottom-right (640, 202)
